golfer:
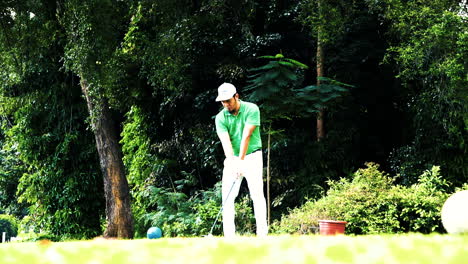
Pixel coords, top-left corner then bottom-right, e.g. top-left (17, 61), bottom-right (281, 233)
top-left (215, 82), bottom-right (268, 237)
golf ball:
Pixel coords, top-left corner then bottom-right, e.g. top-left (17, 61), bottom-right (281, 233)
top-left (441, 190), bottom-right (468, 234)
top-left (147, 227), bottom-right (162, 239)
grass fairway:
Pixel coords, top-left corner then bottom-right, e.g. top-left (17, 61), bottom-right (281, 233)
top-left (1, 234), bottom-right (467, 263)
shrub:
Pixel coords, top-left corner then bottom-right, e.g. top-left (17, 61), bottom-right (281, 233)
top-left (0, 214), bottom-right (18, 242)
top-left (272, 163), bottom-right (451, 235)
top-left (16, 215), bottom-right (61, 242)
top-left (395, 166), bottom-right (450, 233)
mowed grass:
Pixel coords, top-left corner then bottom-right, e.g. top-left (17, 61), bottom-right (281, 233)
top-left (1, 234), bottom-right (467, 264)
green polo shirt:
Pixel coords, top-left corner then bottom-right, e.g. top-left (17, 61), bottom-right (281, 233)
top-left (215, 101), bottom-right (262, 156)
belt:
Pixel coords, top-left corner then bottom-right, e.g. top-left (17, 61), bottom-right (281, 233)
top-left (249, 149), bottom-right (262, 154)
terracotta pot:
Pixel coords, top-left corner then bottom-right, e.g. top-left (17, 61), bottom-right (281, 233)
top-left (318, 220), bottom-right (347, 235)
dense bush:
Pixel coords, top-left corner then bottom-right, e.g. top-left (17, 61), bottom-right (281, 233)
top-left (0, 145), bottom-right (27, 218)
top-left (0, 214), bottom-right (18, 242)
top-left (272, 163), bottom-right (451, 234)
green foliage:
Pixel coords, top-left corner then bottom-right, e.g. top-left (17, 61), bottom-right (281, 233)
top-left (0, 214), bottom-right (18, 241)
top-left (455, 182), bottom-right (468, 192)
top-left (12, 117), bottom-right (104, 240)
top-left (268, 121), bottom-right (359, 214)
top-left (59, 0), bottom-right (133, 124)
top-left (120, 103), bottom-right (231, 237)
top-left (14, 215), bottom-right (60, 242)
top-left (2, 82), bottom-right (105, 240)
top-left (245, 54), bottom-right (306, 120)
top-left (135, 182), bottom-right (255, 237)
top-left (0, 0), bottom-right (466, 241)
top-left (121, 106), bottom-right (163, 237)
top-left (396, 166), bottom-right (449, 233)
top-left (244, 55), bottom-right (355, 220)
top-left (294, 77), bottom-right (353, 114)
top-left (122, 1), bottom-right (193, 93)
top-left (121, 106), bottom-right (158, 186)
top-left (0, 1), bottom-right (105, 240)
top-left (60, 0), bottom-right (129, 77)
top-left (371, 0), bottom-right (468, 185)
top-left (0, 142), bottom-right (27, 217)
top-left (388, 145), bottom-right (425, 185)
top-left (299, 0), bottom-right (354, 45)
top-left (120, 105), bottom-right (213, 237)
top-left (245, 54), bottom-right (351, 122)
top-left (272, 163), bottom-right (450, 235)
top-left (137, 186), bottom-right (194, 237)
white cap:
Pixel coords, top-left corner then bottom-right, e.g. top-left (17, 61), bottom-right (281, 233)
top-left (215, 83), bottom-right (237, 101)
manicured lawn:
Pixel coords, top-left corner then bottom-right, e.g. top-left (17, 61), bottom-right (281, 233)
top-left (1, 234), bottom-right (467, 263)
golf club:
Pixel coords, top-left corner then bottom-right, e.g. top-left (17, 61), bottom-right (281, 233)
top-left (206, 179), bottom-right (237, 237)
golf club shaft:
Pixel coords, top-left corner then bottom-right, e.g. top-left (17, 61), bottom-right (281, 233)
top-left (208, 179), bottom-right (237, 236)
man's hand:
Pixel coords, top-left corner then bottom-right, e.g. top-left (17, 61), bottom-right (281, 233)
top-left (224, 156), bottom-right (245, 179)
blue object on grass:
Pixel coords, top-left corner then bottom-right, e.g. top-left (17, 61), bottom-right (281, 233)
top-left (147, 227), bottom-right (162, 239)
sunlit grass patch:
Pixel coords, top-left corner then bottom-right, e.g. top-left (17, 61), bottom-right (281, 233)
top-left (1, 234), bottom-right (467, 263)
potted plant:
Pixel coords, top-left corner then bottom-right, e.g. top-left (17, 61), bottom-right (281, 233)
top-left (318, 220), bottom-right (347, 235)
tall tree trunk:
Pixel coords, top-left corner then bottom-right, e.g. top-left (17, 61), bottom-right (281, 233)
top-left (316, 0), bottom-right (325, 141)
top-left (266, 126), bottom-right (271, 225)
top-left (80, 78), bottom-right (134, 239)
top-left (316, 38), bottom-right (325, 141)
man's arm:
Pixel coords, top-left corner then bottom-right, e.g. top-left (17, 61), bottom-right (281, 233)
top-left (217, 131), bottom-right (234, 158)
top-left (218, 131), bottom-right (243, 178)
top-left (238, 124), bottom-right (256, 160)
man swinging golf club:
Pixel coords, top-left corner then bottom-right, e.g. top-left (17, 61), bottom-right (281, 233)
top-left (215, 82), bottom-right (268, 237)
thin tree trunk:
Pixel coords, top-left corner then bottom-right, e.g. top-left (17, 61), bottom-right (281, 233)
top-left (316, 15), bottom-right (325, 141)
top-left (80, 78), bottom-right (134, 239)
top-left (267, 127), bottom-right (271, 225)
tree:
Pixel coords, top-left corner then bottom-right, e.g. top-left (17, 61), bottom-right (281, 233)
top-left (300, 0), bottom-right (354, 140)
top-left (0, 0), bottom-right (105, 238)
top-left (245, 54), bottom-right (308, 223)
top-left (245, 54), bottom-right (350, 223)
top-left (369, 0), bottom-right (468, 185)
top-left (59, 0), bottom-right (134, 238)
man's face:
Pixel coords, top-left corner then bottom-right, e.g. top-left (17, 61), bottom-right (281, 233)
top-left (221, 94), bottom-right (239, 114)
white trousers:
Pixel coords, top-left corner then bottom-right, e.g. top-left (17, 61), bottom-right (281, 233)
top-left (222, 151), bottom-right (268, 237)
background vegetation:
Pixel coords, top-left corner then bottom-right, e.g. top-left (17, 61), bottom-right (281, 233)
top-left (0, 0), bottom-right (466, 239)
top-left (272, 163), bottom-right (454, 234)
